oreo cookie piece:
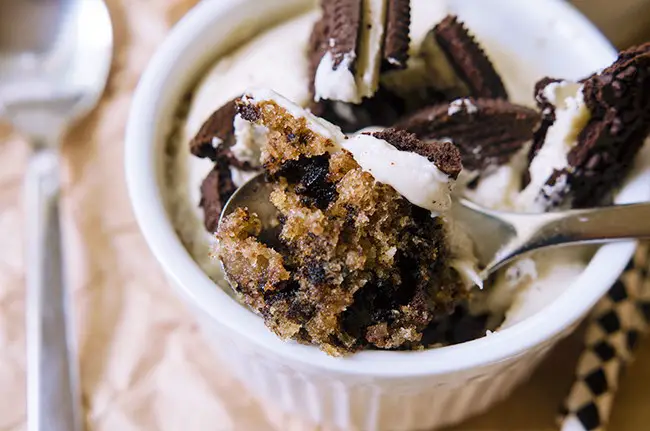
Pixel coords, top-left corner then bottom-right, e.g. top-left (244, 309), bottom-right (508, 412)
top-left (372, 128), bottom-right (463, 179)
top-left (382, 0), bottom-right (411, 71)
top-left (190, 98), bottom-right (238, 160)
top-left (192, 98), bottom-right (264, 231)
top-left (520, 44), bottom-right (650, 210)
top-left (200, 158), bottom-right (238, 233)
top-left (394, 98), bottom-right (540, 172)
top-left (311, 0), bottom-right (410, 104)
top-left (420, 15), bottom-right (508, 100)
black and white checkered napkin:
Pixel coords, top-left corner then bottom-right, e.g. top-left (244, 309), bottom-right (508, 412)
top-left (558, 242), bottom-right (650, 431)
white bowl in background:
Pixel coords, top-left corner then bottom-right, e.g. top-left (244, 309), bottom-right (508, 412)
top-left (125, 0), bottom-right (650, 429)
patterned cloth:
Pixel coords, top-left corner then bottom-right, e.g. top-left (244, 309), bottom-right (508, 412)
top-left (559, 243), bottom-right (650, 431)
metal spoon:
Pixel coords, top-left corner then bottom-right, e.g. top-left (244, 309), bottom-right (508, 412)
top-left (221, 173), bottom-right (650, 280)
top-left (0, 1), bottom-right (113, 430)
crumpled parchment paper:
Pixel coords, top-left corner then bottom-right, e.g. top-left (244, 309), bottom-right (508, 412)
top-left (1, 1), bottom-right (650, 430)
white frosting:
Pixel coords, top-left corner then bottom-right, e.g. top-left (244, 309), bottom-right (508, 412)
top-left (231, 114), bottom-right (267, 167)
top-left (342, 134), bottom-right (453, 213)
top-left (497, 248), bottom-right (588, 329)
top-left (357, 0), bottom-right (386, 98)
top-left (230, 167), bottom-right (259, 188)
top-left (244, 88), bottom-right (346, 144)
top-left (464, 164), bottom-right (522, 211)
top-left (504, 258), bottom-right (538, 286)
top-left (448, 98), bottom-right (478, 116)
top-left (444, 216), bottom-right (483, 289)
top-left (517, 81), bottom-right (591, 212)
top-left (314, 0), bottom-right (385, 103)
top-left (314, 51), bottom-right (360, 103)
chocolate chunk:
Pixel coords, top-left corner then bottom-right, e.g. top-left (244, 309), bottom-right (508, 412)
top-left (395, 98), bottom-right (540, 171)
top-left (190, 98), bottom-right (237, 160)
top-left (382, 0), bottom-right (411, 71)
top-left (372, 128), bottom-right (463, 178)
top-left (433, 15), bottom-right (508, 99)
top-left (199, 158), bottom-right (238, 233)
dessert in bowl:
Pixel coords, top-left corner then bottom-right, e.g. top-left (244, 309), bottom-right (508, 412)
top-left (125, 0), bottom-right (650, 429)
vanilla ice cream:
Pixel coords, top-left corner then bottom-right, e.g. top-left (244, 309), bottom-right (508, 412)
top-left (165, 1), bottom-right (588, 336)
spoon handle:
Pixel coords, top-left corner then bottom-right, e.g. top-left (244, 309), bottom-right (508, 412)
top-left (539, 202), bottom-right (650, 245)
top-left (483, 202), bottom-right (650, 275)
top-left (25, 149), bottom-right (82, 431)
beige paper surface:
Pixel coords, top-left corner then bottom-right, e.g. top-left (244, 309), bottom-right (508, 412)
top-left (1, 1), bottom-right (650, 430)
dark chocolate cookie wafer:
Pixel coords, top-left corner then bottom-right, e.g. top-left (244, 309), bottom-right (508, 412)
top-left (395, 98), bottom-right (540, 171)
top-left (190, 98), bottom-right (238, 160)
top-left (199, 158), bottom-right (238, 233)
top-left (432, 15), bottom-right (508, 100)
top-left (529, 78), bottom-right (563, 161)
top-left (527, 46), bottom-right (650, 209)
top-left (322, 0), bottom-right (361, 69)
top-left (191, 99), bottom-right (261, 231)
top-left (308, 17), bottom-right (329, 95)
top-left (372, 128), bottom-right (463, 179)
top-left (570, 50), bottom-right (650, 208)
top-left (382, 0), bottom-right (411, 71)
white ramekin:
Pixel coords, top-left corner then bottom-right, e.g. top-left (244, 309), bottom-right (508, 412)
top-left (125, 1), bottom-right (650, 429)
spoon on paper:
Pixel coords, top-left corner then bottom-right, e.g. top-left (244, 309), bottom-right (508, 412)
top-left (220, 173), bottom-right (650, 280)
top-left (0, 1), bottom-right (113, 430)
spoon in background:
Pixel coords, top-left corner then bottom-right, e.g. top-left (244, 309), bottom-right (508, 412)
top-left (220, 173), bottom-right (650, 280)
top-left (0, 1), bottom-right (113, 430)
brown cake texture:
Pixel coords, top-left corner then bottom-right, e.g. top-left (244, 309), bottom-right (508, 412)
top-left (216, 91), bottom-right (467, 356)
top-left (525, 43), bottom-right (650, 209)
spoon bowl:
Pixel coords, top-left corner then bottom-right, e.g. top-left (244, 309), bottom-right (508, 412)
top-left (221, 173), bottom-right (650, 282)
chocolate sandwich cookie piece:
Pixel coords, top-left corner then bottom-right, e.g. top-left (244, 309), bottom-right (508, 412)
top-left (192, 98), bottom-right (264, 231)
top-left (523, 46), bottom-right (650, 210)
top-left (372, 128), bottom-right (463, 179)
top-left (199, 158), bottom-right (238, 233)
top-left (421, 15), bottom-right (508, 100)
top-left (190, 98), bottom-right (238, 160)
top-left (520, 77), bottom-right (563, 188)
top-left (529, 78), bottom-right (564, 162)
top-left (568, 49), bottom-right (650, 208)
top-left (395, 98), bottom-right (540, 172)
top-left (382, 0), bottom-right (411, 71)
top-left (308, 18), bottom-right (329, 95)
top-left (311, 0), bottom-right (410, 104)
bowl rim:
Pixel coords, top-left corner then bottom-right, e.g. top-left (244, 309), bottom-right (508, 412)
top-left (126, 0), bottom-right (647, 377)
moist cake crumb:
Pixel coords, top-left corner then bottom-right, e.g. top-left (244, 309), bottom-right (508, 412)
top-left (216, 90), bottom-right (467, 356)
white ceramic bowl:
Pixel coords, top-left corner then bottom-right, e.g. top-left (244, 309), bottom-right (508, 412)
top-left (125, 0), bottom-right (650, 429)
